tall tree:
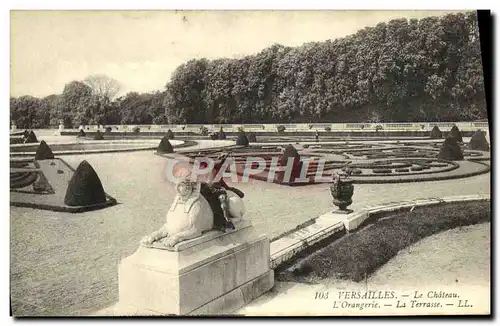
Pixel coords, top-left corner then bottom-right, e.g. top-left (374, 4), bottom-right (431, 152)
top-left (164, 59), bottom-right (208, 124)
top-left (42, 94), bottom-right (61, 127)
top-left (149, 91), bottom-right (167, 124)
top-left (83, 74), bottom-right (121, 102)
top-left (83, 74), bottom-right (121, 124)
top-left (56, 81), bottom-right (94, 128)
top-left (10, 96), bottom-right (40, 128)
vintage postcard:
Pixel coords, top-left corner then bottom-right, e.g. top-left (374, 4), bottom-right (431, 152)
top-left (9, 9), bottom-right (491, 317)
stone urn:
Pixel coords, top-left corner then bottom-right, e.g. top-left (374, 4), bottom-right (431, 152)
top-left (330, 175), bottom-right (354, 213)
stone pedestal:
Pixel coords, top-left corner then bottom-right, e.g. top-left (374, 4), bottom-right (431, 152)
top-left (117, 220), bottom-right (274, 315)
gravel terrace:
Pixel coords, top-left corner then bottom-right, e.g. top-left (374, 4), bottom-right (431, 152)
top-left (10, 134), bottom-right (491, 316)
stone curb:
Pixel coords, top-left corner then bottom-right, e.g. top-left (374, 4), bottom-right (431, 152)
top-left (10, 146), bottom-right (159, 157)
top-left (9, 139), bottom-right (169, 147)
top-left (9, 140), bottom-right (195, 157)
top-left (269, 193), bottom-right (490, 269)
top-left (270, 220), bottom-right (345, 269)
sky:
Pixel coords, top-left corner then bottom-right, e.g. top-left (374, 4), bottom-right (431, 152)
top-left (10, 10), bottom-right (465, 98)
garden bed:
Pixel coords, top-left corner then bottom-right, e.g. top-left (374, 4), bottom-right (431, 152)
top-left (10, 158), bottom-right (117, 213)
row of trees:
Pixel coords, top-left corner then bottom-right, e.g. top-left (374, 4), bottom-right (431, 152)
top-left (165, 11), bottom-right (487, 124)
top-left (10, 11), bottom-right (488, 129)
top-left (10, 75), bottom-right (168, 129)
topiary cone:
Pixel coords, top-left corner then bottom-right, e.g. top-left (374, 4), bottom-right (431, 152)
top-left (236, 132), bottom-right (249, 147)
top-left (25, 130), bottom-right (38, 143)
top-left (218, 128), bottom-right (226, 140)
top-left (438, 137), bottom-right (464, 160)
top-left (468, 130), bottom-right (489, 151)
top-left (449, 125), bottom-right (463, 143)
top-left (77, 129), bottom-right (86, 138)
top-left (166, 129), bottom-right (175, 139)
top-left (64, 160), bottom-right (107, 206)
top-left (157, 136), bottom-right (174, 153)
top-left (430, 125), bottom-right (442, 139)
top-left (278, 144), bottom-right (303, 183)
top-left (279, 144), bottom-right (300, 166)
top-left (35, 140), bottom-right (55, 160)
top-left (247, 132), bottom-right (257, 142)
top-left (93, 130), bottom-right (104, 140)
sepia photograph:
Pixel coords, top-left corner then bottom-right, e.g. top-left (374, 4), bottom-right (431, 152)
top-left (8, 6), bottom-right (492, 317)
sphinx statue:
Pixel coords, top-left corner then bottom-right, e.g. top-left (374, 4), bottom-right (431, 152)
top-left (118, 171), bottom-right (273, 317)
top-left (141, 174), bottom-right (246, 249)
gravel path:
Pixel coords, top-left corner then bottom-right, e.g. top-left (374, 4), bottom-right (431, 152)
top-left (10, 138), bottom-right (491, 316)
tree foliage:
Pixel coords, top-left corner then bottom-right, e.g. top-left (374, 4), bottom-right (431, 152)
top-left (116, 91), bottom-right (166, 125)
top-left (10, 12), bottom-right (487, 128)
top-left (57, 81), bottom-right (95, 128)
top-left (83, 74), bottom-right (121, 102)
top-left (163, 11), bottom-right (487, 123)
top-left (10, 96), bottom-right (40, 128)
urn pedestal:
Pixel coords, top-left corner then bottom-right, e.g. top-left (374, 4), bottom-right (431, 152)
top-left (330, 178), bottom-right (354, 214)
top-left (116, 220), bottom-right (274, 315)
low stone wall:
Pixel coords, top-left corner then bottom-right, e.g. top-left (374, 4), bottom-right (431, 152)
top-left (61, 130), bottom-right (476, 138)
top-left (60, 121), bottom-right (489, 134)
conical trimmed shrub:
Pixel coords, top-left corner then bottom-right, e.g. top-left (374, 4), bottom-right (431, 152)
top-left (279, 144), bottom-right (300, 166)
top-left (468, 130), bottom-right (489, 151)
top-left (64, 160), bottom-right (107, 206)
top-left (278, 144), bottom-right (303, 182)
top-left (449, 125), bottom-right (463, 143)
top-left (430, 125), bottom-right (442, 139)
top-left (236, 132), bottom-right (249, 147)
top-left (167, 129), bottom-right (175, 139)
top-left (157, 136), bottom-right (174, 153)
top-left (218, 128), bottom-right (226, 140)
top-left (247, 133), bottom-right (257, 142)
top-left (77, 129), bottom-right (86, 138)
top-left (93, 130), bottom-right (104, 140)
top-left (24, 130), bottom-right (38, 143)
top-left (35, 140), bottom-right (55, 160)
top-left (438, 137), bottom-right (464, 160)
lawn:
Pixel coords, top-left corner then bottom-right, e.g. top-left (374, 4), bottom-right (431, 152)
top-left (278, 200), bottom-right (490, 283)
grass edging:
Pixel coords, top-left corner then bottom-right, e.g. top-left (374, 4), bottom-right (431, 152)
top-left (274, 198), bottom-right (490, 283)
top-left (10, 140), bottom-right (198, 157)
